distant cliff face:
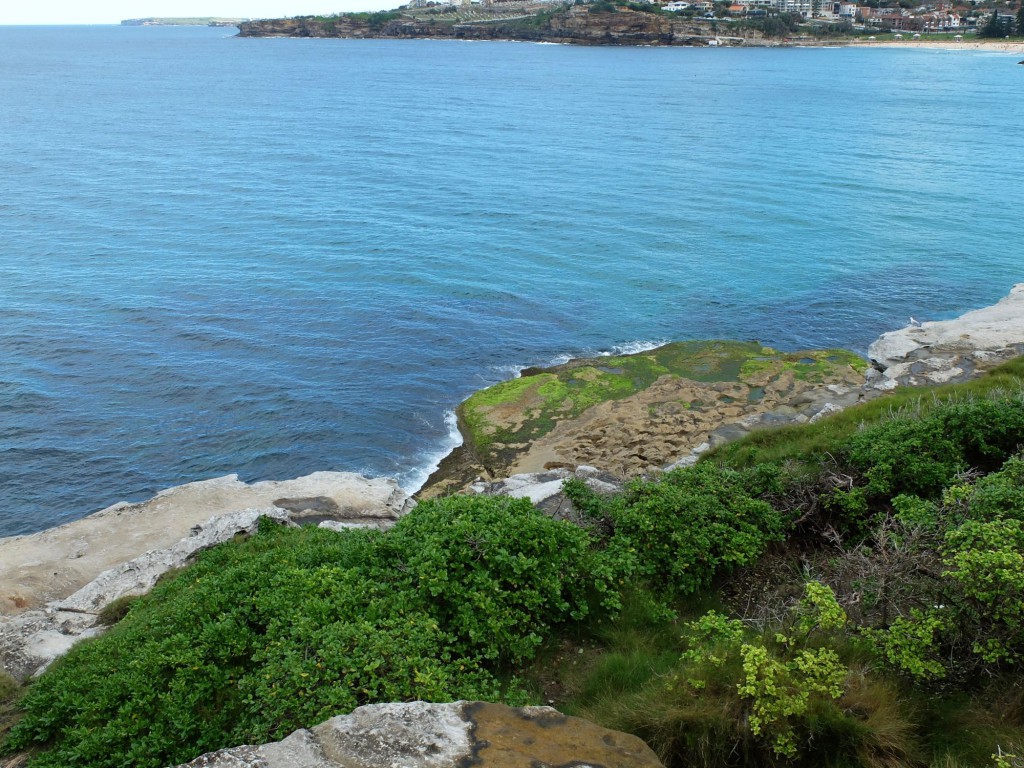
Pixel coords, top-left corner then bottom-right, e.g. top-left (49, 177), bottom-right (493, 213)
top-left (237, 7), bottom-right (764, 46)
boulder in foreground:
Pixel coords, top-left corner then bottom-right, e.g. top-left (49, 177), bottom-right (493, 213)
top-left (173, 700), bottom-right (665, 768)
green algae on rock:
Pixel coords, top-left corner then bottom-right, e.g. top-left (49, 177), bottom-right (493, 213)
top-left (421, 341), bottom-right (867, 496)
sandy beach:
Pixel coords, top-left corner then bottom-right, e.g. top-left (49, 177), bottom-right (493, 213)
top-left (846, 39), bottom-right (1024, 53)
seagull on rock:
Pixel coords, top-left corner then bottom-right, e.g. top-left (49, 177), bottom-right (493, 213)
top-left (909, 316), bottom-right (922, 328)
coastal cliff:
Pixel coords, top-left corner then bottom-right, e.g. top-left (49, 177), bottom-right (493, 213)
top-left (237, 7), bottom-right (759, 46)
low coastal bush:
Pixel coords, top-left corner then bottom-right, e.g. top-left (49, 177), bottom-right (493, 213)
top-left (575, 585), bottom-right (918, 767)
top-left (567, 463), bottom-right (785, 596)
top-left (3, 496), bottom-right (613, 768)
top-left (846, 395), bottom-right (1024, 500)
top-left (867, 455), bottom-right (1024, 679)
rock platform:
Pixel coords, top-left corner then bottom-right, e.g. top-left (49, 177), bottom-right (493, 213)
top-left (869, 283), bottom-right (1024, 387)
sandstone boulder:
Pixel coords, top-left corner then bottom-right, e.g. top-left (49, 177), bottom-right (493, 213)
top-left (172, 701), bottom-right (664, 768)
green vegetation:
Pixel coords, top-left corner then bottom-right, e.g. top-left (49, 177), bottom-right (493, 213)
top-left (979, 8), bottom-right (1013, 37)
top-left (3, 497), bottom-right (616, 768)
top-left (460, 341), bottom-right (864, 464)
top-left (0, 672), bottom-right (23, 746)
top-left (566, 463), bottom-right (785, 595)
top-left (6, 358), bottom-right (1024, 767)
top-left (735, 12), bottom-right (803, 37)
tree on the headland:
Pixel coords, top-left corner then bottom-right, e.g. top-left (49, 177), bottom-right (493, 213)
top-left (1017, 2), bottom-right (1023, 34)
top-left (979, 6), bottom-right (1010, 35)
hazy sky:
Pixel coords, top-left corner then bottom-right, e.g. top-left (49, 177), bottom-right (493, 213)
top-left (0, 0), bottom-right (394, 25)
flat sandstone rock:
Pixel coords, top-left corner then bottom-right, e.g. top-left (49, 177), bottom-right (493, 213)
top-left (0, 472), bottom-right (412, 616)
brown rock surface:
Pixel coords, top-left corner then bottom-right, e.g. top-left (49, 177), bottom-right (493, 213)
top-left (507, 367), bottom-right (866, 476)
top-left (238, 7), bottom-right (756, 47)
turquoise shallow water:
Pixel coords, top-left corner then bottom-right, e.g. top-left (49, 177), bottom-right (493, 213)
top-left (1, 26), bottom-right (1022, 536)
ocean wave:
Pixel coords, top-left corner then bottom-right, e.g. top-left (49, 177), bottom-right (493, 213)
top-left (599, 339), bottom-right (670, 357)
top-left (399, 410), bottom-right (464, 494)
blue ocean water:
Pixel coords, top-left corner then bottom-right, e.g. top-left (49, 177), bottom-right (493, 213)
top-left (1, 26), bottom-right (1022, 536)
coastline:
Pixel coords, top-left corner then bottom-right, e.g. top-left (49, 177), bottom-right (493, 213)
top-left (235, 13), bottom-right (1024, 51)
top-left (2, 284), bottom-right (1024, 680)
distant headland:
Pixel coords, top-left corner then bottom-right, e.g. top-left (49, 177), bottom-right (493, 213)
top-left (237, 1), bottom-right (1024, 48)
top-left (121, 17), bottom-right (248, 27)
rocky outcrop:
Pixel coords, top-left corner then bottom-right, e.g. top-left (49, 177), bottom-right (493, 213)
top-left (468, 465), bottom-right (623, 523)
top-left (0, 472), bottom-right (413, 681)
top-left (421, 344), bottom-right (871, 496)
top-left (171, 700), bottom-right (664, 768)
top-left (238, 7), bottom-right (758, 47)
top-left (869, 284), bottom-right (1024, 387)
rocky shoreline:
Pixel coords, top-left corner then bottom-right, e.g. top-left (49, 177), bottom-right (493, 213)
top-left (236, 8), bottom-right (1024, 50)
top-left (3, 284), bottom-right (1024, 688)
top-left (237, 7), bottom-right (764, 46)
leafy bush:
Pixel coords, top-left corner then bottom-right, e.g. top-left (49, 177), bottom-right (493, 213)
top-left (944, 517), bottom-right (1024, 665)
top-left (845, 396), bottom-right (1024, 501)
top-left (867, 454), bottom-right (1024, 677)
top-left (580, 584), bottom-right (917, 767)
top-left (3, 496), bottom-right (610, 768)
top-left (846, 415), bottom-right (966, 499)
top-left (374, 493), bottom-right (611, 663)
top-left (605, 464), bottom-right (784, 595)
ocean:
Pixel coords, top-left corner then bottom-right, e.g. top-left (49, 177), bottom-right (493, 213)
top-left (1, 25), bottom-right (1022, 536)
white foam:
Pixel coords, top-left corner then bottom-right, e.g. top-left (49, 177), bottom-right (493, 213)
top-left (599, 338), bottom-right (669, 357)
top-left (401, 410), bottom-right (464, 494)
top-left (489, 363), bottom-right (527, 380)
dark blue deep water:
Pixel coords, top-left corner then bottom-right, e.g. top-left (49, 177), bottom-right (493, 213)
top-left (1, 26), bottom-right (1022, 535)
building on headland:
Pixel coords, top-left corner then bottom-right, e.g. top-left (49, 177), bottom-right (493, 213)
top-left (644, 0), bottom-right (999, 29)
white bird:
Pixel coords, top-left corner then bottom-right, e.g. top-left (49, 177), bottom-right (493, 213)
top-left (909, 316), bottom-right (922, 327)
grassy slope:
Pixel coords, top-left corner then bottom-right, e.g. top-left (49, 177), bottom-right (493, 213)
top-left (707, 356), bottom-right (1024, 470)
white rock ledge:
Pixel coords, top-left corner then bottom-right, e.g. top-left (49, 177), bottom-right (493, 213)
top-left (868, 284), bottom-right (1024, 387)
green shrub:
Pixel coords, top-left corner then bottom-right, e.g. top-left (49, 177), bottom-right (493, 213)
top-left (375, 494), bottom-right (612, 663)
top-left (865, 609), bottom-right (950, 681)
top-left (3, 496), bottom-right (610, 768)
top-left (962, 456), bottom-right (1024, 523)
top-left (867, 454), bottom-right (1024, 676)
top-left (846, 415), bottom-right (965, 499)
top-left (606, 464), bottom-right (784, 595)
top-left (581, 584), bottom-right (918, 767)
top-left (944, 517), bottom-right (1024, 665)
top-left (846, 396), bottom-right (1024, 501)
